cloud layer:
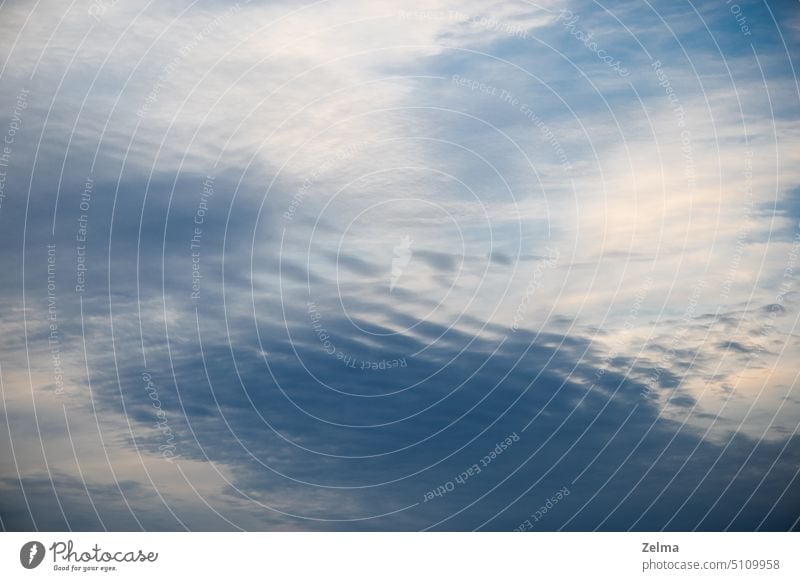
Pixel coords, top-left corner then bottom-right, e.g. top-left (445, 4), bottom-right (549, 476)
top-left (0, 0), bottom-right (798, 531)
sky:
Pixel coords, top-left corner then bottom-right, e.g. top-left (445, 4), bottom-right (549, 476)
top-left (0, 0), bottom-right (799, 531)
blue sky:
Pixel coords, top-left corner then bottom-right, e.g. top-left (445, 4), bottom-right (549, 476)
top-left (0, 0), bottom-right (799, 531)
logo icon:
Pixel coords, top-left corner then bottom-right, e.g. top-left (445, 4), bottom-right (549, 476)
top-left (20, 541), bottom-right (45, 569)
top-left (390, 235), bottom-right (413, 292)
